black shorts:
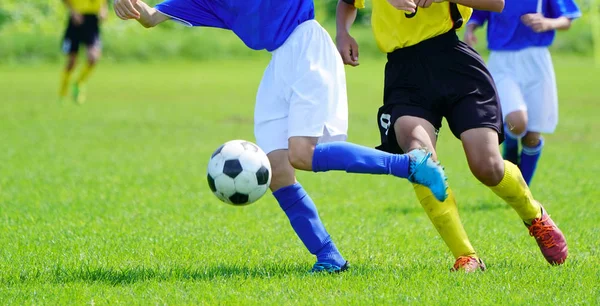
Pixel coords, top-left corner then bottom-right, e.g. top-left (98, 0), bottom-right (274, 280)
top-left (62, 14), bottom-right (101, 54)
top-left (376, 30), bottom-right (503, 154)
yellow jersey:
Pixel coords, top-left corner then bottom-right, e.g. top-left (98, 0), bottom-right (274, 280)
top-left (353, 0), bottom-right (472, 52)
top-left (69, 0), bottom-right (105, 14)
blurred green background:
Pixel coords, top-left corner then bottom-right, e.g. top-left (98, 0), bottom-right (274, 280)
top-left (0, 0), bottom-right (596, 64)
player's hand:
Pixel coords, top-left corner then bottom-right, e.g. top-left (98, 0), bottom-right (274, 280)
top-left (464, 29), bottom-right (478, 47)
top-left (387, 0), bottom-right (417, 13)
top-left (71, 12), bottom-right (84, 26)
top-left (336, 32), bottom-right (360, 67)
top-left (521, 13), bottom-right (554, 33)
top-left (114, 0), bottom-right (141, 20)
top-left (414, 0), bottom-right (435, 8)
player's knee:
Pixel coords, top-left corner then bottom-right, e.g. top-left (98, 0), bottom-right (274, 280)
top-left (88, 50), bottom-right (101, 65)
top-left (287, 137), bottom-right (317, 171)
top-left (287, 147), bottom-right (313, 171)
top-left (469, 156), bottom-right (505, 186)
top-left (505, 111), bottom-right (528, 137)
top-left (66, 57), bottom-right (77, 70)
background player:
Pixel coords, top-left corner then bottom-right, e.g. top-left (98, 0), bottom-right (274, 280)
top-left (60, 0), bottom-right (108, 104)
top-left (464, 0), bottom-right (581, 186)
top-left (113, 0), bottom-right (448, 273)
top-left (336, 0), bottom-right (568, 271)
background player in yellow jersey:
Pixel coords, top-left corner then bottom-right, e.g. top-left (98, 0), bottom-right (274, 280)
top-left (60, 0), bottom-right (108, 104)
top-left (336, 0), bottom-right (568, 272)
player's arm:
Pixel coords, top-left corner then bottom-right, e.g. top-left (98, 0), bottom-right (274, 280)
top-left (521, 15), bottom-right (572, 32)
top-left (548, 17), bottom-right (573, 30)
top-left (336, 0), bottom-right (362, 66)
top-left (464, 10), bottom-right (489, 47)
top-left (114, 0), bottom-right (169, 28)
top-left (100, 0), bottom-right (109, 21)
top-left (522, 0), bottom-right (580, 32)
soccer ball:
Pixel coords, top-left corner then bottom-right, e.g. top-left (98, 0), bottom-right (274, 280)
top-left (207, 140), bottom-right (272, 205)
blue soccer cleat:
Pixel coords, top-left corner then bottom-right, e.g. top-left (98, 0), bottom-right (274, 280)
top-left (407, 148), bottom-right (448, 202)
top-left (310, 261), bottom-right (349, 274)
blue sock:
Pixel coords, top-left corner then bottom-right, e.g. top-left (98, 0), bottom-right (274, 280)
top-left (503, 125), bottom-right (520, 165)
top-left (520, 138), bottom-right (544, 186)
top-left (312, 142), bottom-right (409, 178)
top-left (273, 183), bottom-right (346, 267)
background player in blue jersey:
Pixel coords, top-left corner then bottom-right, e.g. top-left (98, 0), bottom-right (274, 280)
top-left (465, 0), bottom-right (581, 186)
top-left (113, 0), bottom-right (448, 273)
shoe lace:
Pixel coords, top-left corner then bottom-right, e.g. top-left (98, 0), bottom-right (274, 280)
top-left (408, 150), bottom-right (433, 183)
top-left (310, 262), bottom-right (339, 273)
top-left (528, 215), bottom-right (557, 248)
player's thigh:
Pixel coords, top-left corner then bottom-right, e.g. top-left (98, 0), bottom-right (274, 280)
top-left (254, 61), bottom-right (289, 155)
top-left (447, 94), bottom-right (504, 153)
top-left (86, 41), bottom-right (102, 63)
top-left (286, 21), bottom-right (348, 142)
top-left (62, 24), bottom-right (80, 56)
top-left (495, 77), bottom-right (527, 125)
top-left (377, 55), bottom-right (441, 157)
top-left (376, 100), bottom-right (441, 157)
top-left (394, 115), bottom-right (438, 160)
top-left (521, 50), bottom-right (558, 134)
top-left (444, 44), bottom-right (504, 141)
top-left (83, 16), bottom-right (102, 63)
top-left (488, 51), bottom-right (528, 121)
top-left (460, 127), bottom-right (505, 186)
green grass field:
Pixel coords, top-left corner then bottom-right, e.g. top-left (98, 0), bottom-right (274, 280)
top-left (1, 56), bottom-right (599, 305)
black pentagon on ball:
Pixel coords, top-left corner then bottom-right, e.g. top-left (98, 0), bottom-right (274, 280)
top-left (229, 192), bottom-right (249, 205)
top-left (241, 141), bottom-right (259, 152)
top-left (256, 166), bottom-right (270, 185)
top-left (211, 144), bottom-right (224, 158)
top-left (223, 159), bottom-right (243, 179)
top-left (207, 174), bottom-right (217, 192)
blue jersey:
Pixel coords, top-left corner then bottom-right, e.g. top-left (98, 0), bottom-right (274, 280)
top-left (155, 0), bottom-right (315, 52)
top-left (469, 0), bottom-right (581, 51)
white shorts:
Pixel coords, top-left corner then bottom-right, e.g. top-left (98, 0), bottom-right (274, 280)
top-left (487, 47), bottom-right (559, 133)
top-left (254, 20), bottom-right (348, 154)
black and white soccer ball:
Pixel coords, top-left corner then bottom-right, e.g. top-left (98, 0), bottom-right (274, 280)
top-left (207, 140), bottom-right (272, 205)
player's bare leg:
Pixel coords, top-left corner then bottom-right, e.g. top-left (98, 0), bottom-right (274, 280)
top-left (60, 53), bottom-right (78, 102)
top-left (74, 44), bottom-right (101, 104)
top-left (503, 110), bottom-right (528, 165)
top-left (287, 136), bottom-right (319, 171)
top-left (394, 116), bottom-right (484, 272)
top-left (267, 148), bottom-right (348, 273)
top-left (461, 127), bottom-right (567, 265)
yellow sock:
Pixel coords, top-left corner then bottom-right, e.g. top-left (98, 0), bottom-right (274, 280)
top-left (488, 160), bottom-right (542, 223)
top-left (77, 64), bottom-right (95, 84)
top-left (60, 69), bottom-right (72, 97)
top-left (414, 184), bottom-right (477, 259)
